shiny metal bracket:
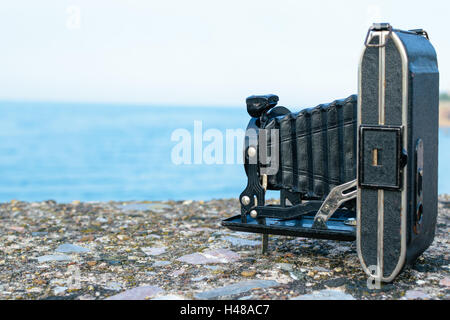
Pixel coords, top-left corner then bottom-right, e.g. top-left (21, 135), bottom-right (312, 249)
top-left (312, 179), bottom-right (357, 229)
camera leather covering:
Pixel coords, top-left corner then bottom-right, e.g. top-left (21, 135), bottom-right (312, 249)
top-left (358, 26), bottom-right (438, 281)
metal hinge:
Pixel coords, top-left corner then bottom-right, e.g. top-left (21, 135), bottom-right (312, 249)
top-left (364, 23), bottom-right (393, 48)
top-left (312, 179), bottom-right (357, 229)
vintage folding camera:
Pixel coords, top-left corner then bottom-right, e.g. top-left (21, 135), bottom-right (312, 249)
top-left (222, 23), bottom-right (439, 282)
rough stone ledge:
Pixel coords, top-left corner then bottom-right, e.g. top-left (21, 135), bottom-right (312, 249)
top-left (0, 196), bottom-right (448, 300)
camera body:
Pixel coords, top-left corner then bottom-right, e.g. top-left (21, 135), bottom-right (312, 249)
top-left (222, 24), bottom-right (439, 282)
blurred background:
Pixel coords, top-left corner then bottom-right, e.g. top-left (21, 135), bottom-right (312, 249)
top-left (0, 0), bottom-right (449, 202)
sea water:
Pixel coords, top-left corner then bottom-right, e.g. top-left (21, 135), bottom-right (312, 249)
top-left (0, 101), bottom-right (448, 202)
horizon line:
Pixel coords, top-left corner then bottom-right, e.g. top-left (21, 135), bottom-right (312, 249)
top-left (0, 98), bottom-right (243, 109)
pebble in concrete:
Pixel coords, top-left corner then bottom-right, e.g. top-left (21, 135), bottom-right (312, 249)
top-left (292, 289), bottom-right (355, 300)
top-left (222, 236), bottom-right (260, 247)
top-left (141, 247), bottom-right (166, 256)
top-left (104, 282), bottom-right (122, 291)
top-left (53, 286), bottom-right (68, 295)
top-left (403, 290), bottom-right (430, 300)
top-left (106, 285), bottom-right (164, 300)
top-left (152, 294), bottom-right (185, 300)
top-left (56, 243), bottom-right (90, 254)
top-left (195, 280), bottom-right (279, 299)
top-left (439, 277), bottom-right (450, 287)
top-left (153, 261), bottom-right (171, 267)
top-left (118, 203), bottom-right (171, 213)
top-left (177, 248), bottom-right (240, 265)
top-left (37, 255), bottom-right (72, 263)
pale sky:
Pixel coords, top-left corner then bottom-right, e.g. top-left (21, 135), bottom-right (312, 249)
top-left (1, 0), bottom-right (449, 107)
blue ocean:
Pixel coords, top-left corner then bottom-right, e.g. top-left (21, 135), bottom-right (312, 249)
top-left (0, 101), bottom-right (449, 202)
